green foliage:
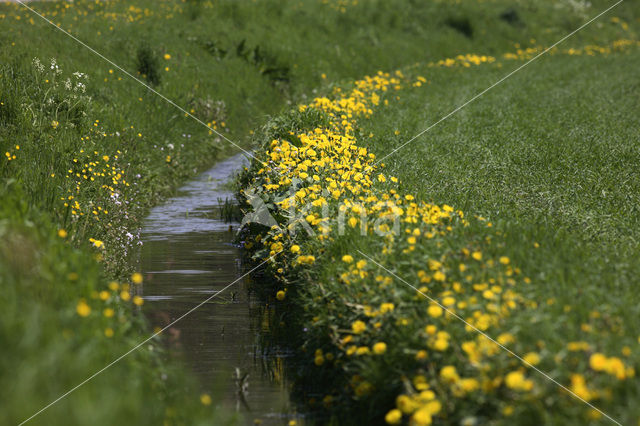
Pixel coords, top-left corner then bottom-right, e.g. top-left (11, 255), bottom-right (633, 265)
top-left (1, 0), bottom-right (638, 424)
top-left (136, 43), bottom-right (161, 86)
top-left (234, 4), bottom-right (640, 424)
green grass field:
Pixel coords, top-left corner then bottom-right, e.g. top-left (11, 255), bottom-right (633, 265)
top-left (2, 0), bottom-right (639, 424)
top-left (236, 2), bottom-right (640, 424)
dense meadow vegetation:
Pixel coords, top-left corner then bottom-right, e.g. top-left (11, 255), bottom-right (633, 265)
top-left (236, 1), bottom-right (640, 425)
top-left (1, 0), bottom-right (638, 424)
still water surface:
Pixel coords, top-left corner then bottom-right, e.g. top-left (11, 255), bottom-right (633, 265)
top-left (139, 154), bottom-right (299, 424)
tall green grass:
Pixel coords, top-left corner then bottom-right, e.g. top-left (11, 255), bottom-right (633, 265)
top-left (1, 0), bottom-right (638, 424)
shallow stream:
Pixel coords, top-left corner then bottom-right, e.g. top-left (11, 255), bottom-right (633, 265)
top-left (138, 154), bottom-right (299, 425)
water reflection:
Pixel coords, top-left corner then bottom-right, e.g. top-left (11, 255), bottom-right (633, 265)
top-left (139, 154), bottom-right (299, 425)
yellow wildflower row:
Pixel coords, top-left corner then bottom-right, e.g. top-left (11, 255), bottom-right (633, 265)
top-left (240, 40), bottom-right (639, 424)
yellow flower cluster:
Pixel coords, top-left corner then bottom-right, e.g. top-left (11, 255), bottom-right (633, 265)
top-left (243, 64), bottom-right (526, 423)
top-left (74, 273), bottom-right (146, 337)
top-left (241, 37), bottom-right (640, 424)
top-left (416, 38), bottom-right (639, 71)
top-left (60, 135), bottom-right (129, 222)
top-left (503, 39), bottom-right (640, 61)
top-left (4, 144), bottom-right (19, 162)
top-left (429, 54), bottom-right (496, 68)
top-left (0, 0), bottom-right (189, 32)
top-left (319, 0), bottom-right (359, 13)
top-left (589, 353), bottom-right (634, 380)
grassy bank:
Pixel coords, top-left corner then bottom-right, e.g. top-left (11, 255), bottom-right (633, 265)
top-left (2, 0), bottom-right (638, 424)
top-left (237, 3), bottom-right (640, 424)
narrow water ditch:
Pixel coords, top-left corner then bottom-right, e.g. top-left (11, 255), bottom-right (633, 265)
top-left (137, 154), bottom-right (301, 425)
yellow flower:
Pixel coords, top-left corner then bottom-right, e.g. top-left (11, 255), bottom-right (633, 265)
top-left (89, 238), bottom-right (104, 249)
top-left (103, 308), bottom-right (115, 318)
top-left (164, 53), bottom-right (171, 60)
top-left (291, 245), bottom-right (301, 253)
top-left (200, 394), bottom-right (212, 405)
top-left (76, 300), bottom-right (91, 317)
top-left (385, 409), bottom-right (402, 424)
top-left (589, 353), bottom-right (607, 371)
top-left (427, 305), bottom-right (443, 318)
top-left (605, 357), bottom-right (626, 379)
top-left (314, 355), bottom-right (324, 366)
top-left (442, 296), bottom-right (455, 306)
top-left (276, 290), bottom-right (286, 301)
top-left (356, 346), bottom-right (370, 356)
top-left (413, 375), bottom-right (429, 390)
top-left (523, 352), bottom-right (540, 366)
top-left (120, 290), bottom-right (131, 301)
top-left (131, 273), bottom-right (143, 284)
top-left (133, 296), bottom-right (144, 306)
top-left (505, 371), bottom-right (533, 391)
top-left (418, 390), bottom-right (435, 402)
top-left (341, 335), bottom-right (353, 345)
top-left (570, 374), bottom-right (595, 401)
top-left (342, 254), bottom-right (354, 263)
top-left (411, 407), bottom-right (433, 425)
top-left (57, 229), bottom-right (67, 238)
top-left (352, 320), bottom-right (366, 334)
top-left (296, 255), bottom-right (315, 264)
top-left (440, 365), bottom-right (459, 383)
top-left (432, 338), bottom-right (449, 351)
top-left (424, 400), bottom-right (441, 415)
top-left (373, 342), bottom-right (387, 355)
top-left (482, 290), bottom-right (494, 300)
top-left (395, 394), bottom-right (415, 414)
top-left (380, 302), bottom-right (395, 313)
top-left (567, 341), bottom-right (590, 351)
top-left (471, 251), bottom-right (482, 261)
top-left (459, 378), bottom-right (479, 392)
top-left (499, 256), bottom-right (510, 265)
top-left (497, 333), bottom-right (515, 345)
top-left (104, 328), bottom-right (114, 338)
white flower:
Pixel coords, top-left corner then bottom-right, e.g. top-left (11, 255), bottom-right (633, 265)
top-left (32, 57), bottom-right (45, 72)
